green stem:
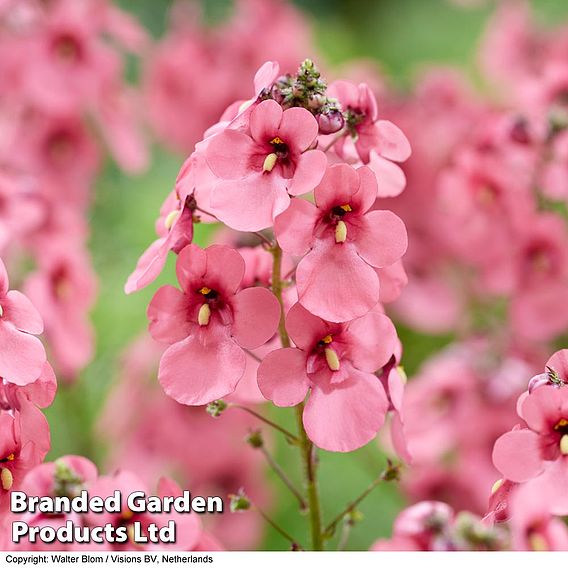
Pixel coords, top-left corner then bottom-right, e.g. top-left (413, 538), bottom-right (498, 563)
top-left (228, 404), bottom-right (299, 444)
top-left (271, 243), bottom-right (324, 551)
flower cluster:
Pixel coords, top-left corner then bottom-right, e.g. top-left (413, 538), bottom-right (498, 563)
top-left (0, 258), bottom-right (54, 515)
top-left (2, 455), bottom-right (220, 551)
top-left (130, 58), bottom-right (411, 453)
top-left (0, 0), bottom-right (148, 379)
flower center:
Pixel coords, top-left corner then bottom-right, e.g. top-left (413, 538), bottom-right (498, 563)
top-left (263, 137), bottom-right (289, 173)
top-left (330, 204), bottom-right (351, 243)
top-left (197, 287), bottom-right (219, 326)
top-left (317, 334), bottom-right (340, 372)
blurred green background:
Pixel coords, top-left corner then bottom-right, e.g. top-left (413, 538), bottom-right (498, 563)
top-left (43, 0), bottom-right (568, 551)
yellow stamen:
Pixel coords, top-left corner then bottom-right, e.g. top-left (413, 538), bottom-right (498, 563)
top-left (529, 533), bottom-right (548, 552)
top-left (164, 209), bottom-right (181, 231)
top-left (6, 454), bottom-right (14, 462)
top-left (491, 479), bottom-right (504, 495)
top-left (396, 365), bottom-right (408, 385)
top-left (555, 418), bottom-right (568, 430)
top-left (238, 99), bottom-right (254, 113)
top-left (198, 303), bottom-right (211, 326)
top-left (335, 220), bottom-right (347, 243)
top-left (127, 524), bottom-right (136, 543)
top-left (339, 204), bottom-right (352, 212)
top-left (1, 468), bottom-right (13, 491)
top-left (321, 335), bottom-right (333, 344)
top-left (199, 287), bottom-right (212, 295)
top-left (270, 137), bottom-right (284, 145)
top-left (122, 509), bottom-right (134, 521)
top-left (560, 434), bottom-right (568, 455)
top-left (325, 347), bottom-right (340, 372)
top-left (263, 153), bottom-right (278, 172)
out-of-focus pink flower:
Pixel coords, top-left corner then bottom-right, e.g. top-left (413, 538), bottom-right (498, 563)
top-left (0, 258), bottom-right (46, 386)
top-left (204, 99), bottom-right (327, 231)
top-left (258, 302), bottom-right (396, 451)
top-left (24, 241), bottom-right (96, 380)
top-left (99, 334), bottom-right (270, 550)
top-left (275, 164), bottom-right (407, 322)
top-left (148, 244), bottom-right (280, 405)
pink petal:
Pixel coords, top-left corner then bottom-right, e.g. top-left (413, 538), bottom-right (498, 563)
top-left (0, 259), bottom-right (8, 296)
top-left (355, 210), bottom-right (408, 268)
top-left (274, 198), bottom-right (318, 256)
top-left (314, 164), bottom-right (360, 211)
top-left (204, 130), bottom-right (259, 179)
top-left (285, 302), bottom-right (329, 351)
top-left (289, 150), bottom-right (327, 196)
top-left (257, 347), bottom-right (310, 406)
top-left (148, 285), bottom-right (191, 344)
top-left (345, 311), bottom-right (397, 372)
top-left (159, 325), bottom-right (246, 406)
top-left (376, 261), bottom-right (408, 304)
top-left (278, 107), bottom-right (319, 152)
top-left (391, 412), bottom-right (412, 463)
top-left (250, 99), bottom-right (283, 143)
top-left (232, 287), bottom-right (280, 349)
top-left (351, 166), bottom-right (378, 213)
top-left (254, 61), bottom-right (280, 96)
top-left (492, 429), bottom-right (544, 482)
top-left (368, 152), bottom-right (407, 197)
top-left (303, 367), bottom-right (388, 452)
top-left (202, 245), bottom-right (245, 295)
top-left (125, 238), bottom-right (168, 294)
top-left (521, 386), bottom-right (567, 433)
top-left (0, 321), bottom-right (46, 386)
top-left (375, 120), bottom-right (411, 162)
top-left (327, 80), bottom-right (360, 109)
top-left (176, 244), bottom-right (207, 294)
top-left (547, 349), bottom-right (568, 382)
top-left (210, 175), bottom-right (290, 232)
top-left (3, 290), bottom-right (43, 335)
top-left (296, 240), bottom-right (380, 322)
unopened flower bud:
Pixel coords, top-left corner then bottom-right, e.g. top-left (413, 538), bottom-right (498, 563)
top-left (560, 434), bottom-right (568, 455)
top-left (229, 489), bottom-right (251, 512)
top-left (318, 109), bottom-right (345, 135)
top-left (1, 467), bottom-right (13, 491)
top-left (263, 153), bottom-right (278, 172)
top-left (325, 347), bottom-right (340, 371)
top-left (528, 372), bottom-right (550, 393)
top-left (206, 400), bottom-right (227, 418)
top-left (198, 303), bottom-right (211, 326)
top-left (246, 430), bottom-right (264, 449)
top-left (335, 220), bottom-right (347, 243)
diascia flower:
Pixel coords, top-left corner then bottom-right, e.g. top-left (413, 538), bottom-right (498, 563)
top-left (204, 99), bottom-right (327, 231)
top-left (327, 79), bottom-right (410, 173)
top-left (275, 163), bottom-right (407, 322)
top-left (0, 258), bottom-right (46, 386)
top-left (492, 382), bottom-right (568, 483)
top-left (148, 244), bottom-right (280, 406)
top-left (257, 302), bottom-right (397, 452)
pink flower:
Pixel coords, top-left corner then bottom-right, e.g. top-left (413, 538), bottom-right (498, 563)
top-left (528, 349), bottom-right (568, 392)
top-left (148, 244), bottom-right (280, 405)
top-left (204, 99), bottom-right (327, 231)
top-left (24, 241), bottom-right (96, 379)
top-left (258, 302), bottom-right (396, 452)
top-left (493, 385), bottom-right (568, 482)
top-left (0, 400), bottom-right (50, 512)
top-left (327, 79), bottom-right (411, 166)
top-left (275, 163), bottom-right (407, 322)
top-left (0, 258), bottom-right (46, 386)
